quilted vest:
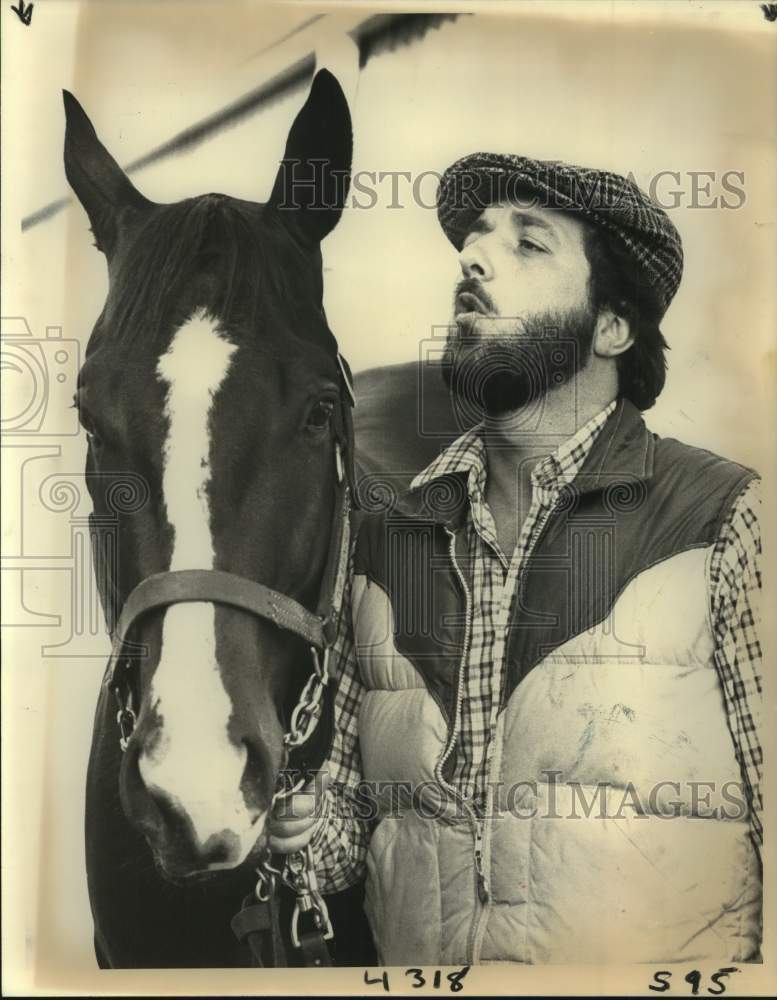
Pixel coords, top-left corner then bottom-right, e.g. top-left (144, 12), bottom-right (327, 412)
top-left (351, 400), bottom-right (761, 965)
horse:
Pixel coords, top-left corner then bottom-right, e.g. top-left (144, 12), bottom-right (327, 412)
top-left (64, 69), bottom-right (375, 968)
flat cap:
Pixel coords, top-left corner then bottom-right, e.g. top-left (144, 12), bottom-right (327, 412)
top-left (437, 152), bottom-right (683, 314)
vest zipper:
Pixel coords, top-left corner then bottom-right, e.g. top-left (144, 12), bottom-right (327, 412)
top-left (469, 502), bottom-right (558, 963)
top-left (473, 820), bottom-right (488, 903)
top-left (435, 529), bottom-right (491, 913)
top-left (434, 528), bottom-right (472, 790)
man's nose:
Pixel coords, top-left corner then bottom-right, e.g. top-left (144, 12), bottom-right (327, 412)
top-left (458, 239), bottom-right (492, 281)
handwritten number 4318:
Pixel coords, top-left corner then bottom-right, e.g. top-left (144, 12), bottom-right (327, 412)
top-left (365, 967), bottom-right (470, 993)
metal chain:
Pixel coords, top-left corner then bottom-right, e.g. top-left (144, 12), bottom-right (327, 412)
top-left (253, 862), bottom-right (276, 903)
top-left (283, 646), bottom-right (330, 750)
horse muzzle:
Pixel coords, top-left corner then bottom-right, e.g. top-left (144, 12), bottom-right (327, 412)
top-left (120, 726), bottom-right (273, 878)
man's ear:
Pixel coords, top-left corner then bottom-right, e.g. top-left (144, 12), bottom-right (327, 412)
top-left (63, 90), bottom-right (153, 258)
top-left (593, 309), bottom-right (634, 358)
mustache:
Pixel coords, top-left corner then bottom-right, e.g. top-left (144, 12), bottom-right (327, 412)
top-left (453, 277), bottom-right (496, 317)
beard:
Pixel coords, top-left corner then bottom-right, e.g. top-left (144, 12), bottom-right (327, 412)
top-left (441, 301), bottom-right (597, 419)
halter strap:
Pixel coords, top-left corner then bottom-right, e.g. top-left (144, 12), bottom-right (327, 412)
top-left (105, 467), bottom-right (351, 690)
top-left (112, 569), bottom-right (327, 649)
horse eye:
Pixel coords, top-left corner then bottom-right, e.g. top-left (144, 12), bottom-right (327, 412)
top-left (84, 422), bottom-right (104, 450)
top-left (307, 399), bottom-right (335, 430)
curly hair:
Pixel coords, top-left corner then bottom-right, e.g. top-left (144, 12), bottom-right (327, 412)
top-left (582, 224), bottom-right (670, 411)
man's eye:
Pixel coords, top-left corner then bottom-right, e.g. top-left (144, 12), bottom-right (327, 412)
top-left (519, 239), bottom-right (545, 253)
top-left (307, 400), bottom-right (335, 429)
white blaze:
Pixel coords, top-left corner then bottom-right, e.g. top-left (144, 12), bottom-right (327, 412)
top-left (140, 309), bottom-right (262, 863)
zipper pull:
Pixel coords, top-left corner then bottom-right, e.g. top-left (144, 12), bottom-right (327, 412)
top-left (473, 823), bottom-right (489, 902)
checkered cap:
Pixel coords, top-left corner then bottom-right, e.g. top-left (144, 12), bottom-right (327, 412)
top-left (437, 152), bottom-right (684, 314)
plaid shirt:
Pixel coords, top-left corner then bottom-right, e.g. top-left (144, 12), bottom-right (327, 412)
top-left (312, 402), bottom-right (763, 892)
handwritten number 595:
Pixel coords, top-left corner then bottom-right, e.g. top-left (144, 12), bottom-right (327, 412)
top-left (649, 967), bottom-right (740, 995)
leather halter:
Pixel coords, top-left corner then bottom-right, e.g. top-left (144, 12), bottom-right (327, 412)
top-left (107, 352), bottom-right (357, 775)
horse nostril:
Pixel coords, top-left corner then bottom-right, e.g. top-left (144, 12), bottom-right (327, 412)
top-left (200, 830), bottom-right (241, 866)
top-left (240, 738), bottom-right (277, 815)
top-left (119, 739), bottom-right (169, 843)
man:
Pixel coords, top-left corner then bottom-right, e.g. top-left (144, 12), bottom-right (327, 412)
top-left (268, 153), bottom-right (763, 965)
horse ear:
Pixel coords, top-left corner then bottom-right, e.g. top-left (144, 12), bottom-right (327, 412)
top-left (63, 90), bottom-right (152, 257)
top-left (268, 68), bottom-right (352, 244)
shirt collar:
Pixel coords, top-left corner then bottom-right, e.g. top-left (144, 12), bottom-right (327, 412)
top-left (409, 424), bottom-right (486, 495)
top-left (409, 398), bottom-right (618, 503)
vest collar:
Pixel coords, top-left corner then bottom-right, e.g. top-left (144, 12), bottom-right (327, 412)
top-left (396, 398), bottom-right (655, 528)
top-left (573, 397), bottom-right (655, 495)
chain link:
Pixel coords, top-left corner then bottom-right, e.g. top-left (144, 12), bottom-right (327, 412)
top-left (254, 863), bottom-right (276, 902)
top-left (272, 772), bottom-right (307, 804)
top-left (113, 677), bottom-right (136, 752)
top-left (283, 647), bottom-right (330, 749)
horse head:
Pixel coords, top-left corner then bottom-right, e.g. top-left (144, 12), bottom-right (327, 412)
top-left (65, 71), bottom-right (353, 880)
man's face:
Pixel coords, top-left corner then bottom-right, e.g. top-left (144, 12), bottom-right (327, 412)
top-left (444, 198), bottom-right (598, 416)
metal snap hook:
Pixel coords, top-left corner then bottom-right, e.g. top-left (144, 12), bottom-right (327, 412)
top-left (116, 707), bottom-right (137, 752)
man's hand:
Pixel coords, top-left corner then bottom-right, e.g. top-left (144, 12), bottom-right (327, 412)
top-left (266, 772), bottom-right (329, 855)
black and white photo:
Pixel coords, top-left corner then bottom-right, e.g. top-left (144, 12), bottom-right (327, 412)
top-left (3, 2), bottom-right (775, 995)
